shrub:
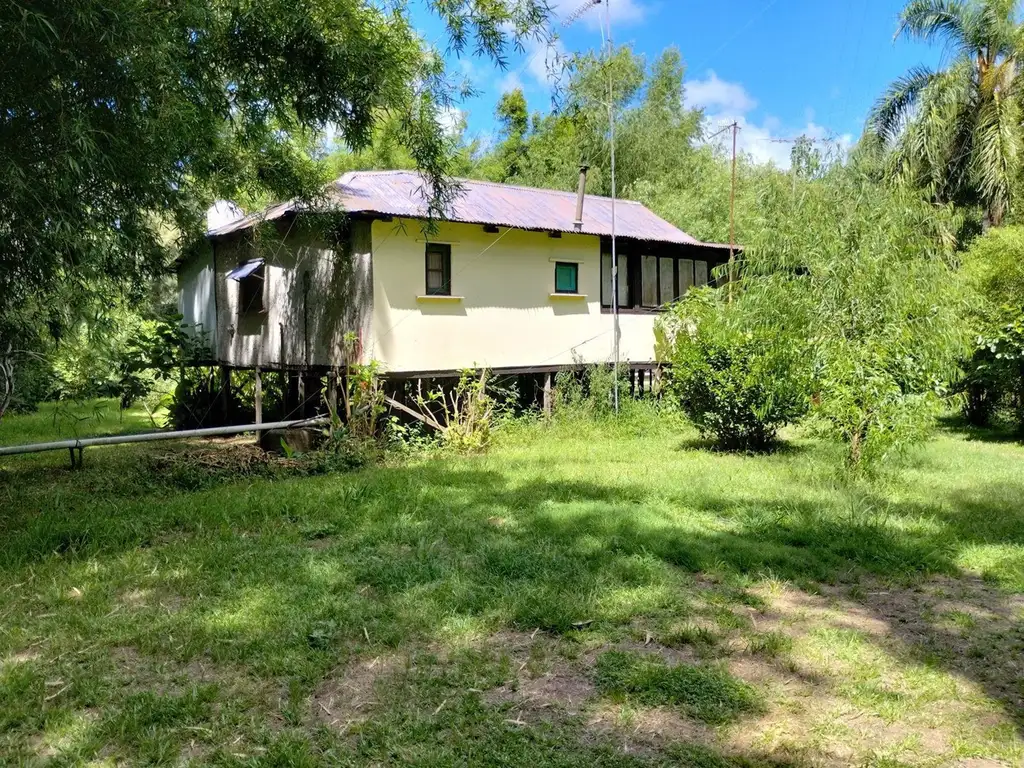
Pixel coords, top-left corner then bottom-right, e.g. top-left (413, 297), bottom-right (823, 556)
top-left (333, 337), bottom-right (385, 441)
top-left (958, 226), bottom-right (1024, 431)
top-left (415, 368), bottom-right (496, 452)
top-left (734, 173), bottom-right (968, 467)
top-left (657, 291), bottom-right (811, 451)
top-left (554, 357), bottom-right (629, 418)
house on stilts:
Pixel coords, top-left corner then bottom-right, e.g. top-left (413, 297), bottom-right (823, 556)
top-left (177, 170), bottom-right (734, 419)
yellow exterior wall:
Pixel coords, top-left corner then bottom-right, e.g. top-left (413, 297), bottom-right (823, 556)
top-left (367, 219), bottom-right (658, 373)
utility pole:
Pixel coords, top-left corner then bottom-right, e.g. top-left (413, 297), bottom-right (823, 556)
top-left (728, 121), bottom-right (738, 303)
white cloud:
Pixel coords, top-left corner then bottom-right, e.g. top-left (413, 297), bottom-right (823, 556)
top-left (526, 38), bottom-right (568, 87)
top-left (438, 106), bottom-right (465, 136)
top-left (685, 71), bottom-right (852, 169)
top-left (684, 70), bottom-right (757, 116)
top-left (549, 0), bottom-right (648, 30)
top-left (499, 70), bottom-right (526, 94)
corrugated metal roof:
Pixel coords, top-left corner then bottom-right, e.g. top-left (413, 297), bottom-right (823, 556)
top-left (209, 170), bottom-right (727, 249)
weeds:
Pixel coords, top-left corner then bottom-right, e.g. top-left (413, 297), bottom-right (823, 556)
top-left (416, 368), bottom-right (496, 452)
top-left (555, 359), bottom-right (630, 418)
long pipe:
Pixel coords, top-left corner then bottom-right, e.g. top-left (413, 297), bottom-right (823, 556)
top-left (0, 417), bottom-right (328, 458)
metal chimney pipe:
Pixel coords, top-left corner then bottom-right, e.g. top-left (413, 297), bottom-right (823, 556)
top-left (573, 165), bottom-right (589, 231)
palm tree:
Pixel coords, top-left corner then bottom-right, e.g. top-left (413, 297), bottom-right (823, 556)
top-left (870, 0), bottom-right (1022, 226)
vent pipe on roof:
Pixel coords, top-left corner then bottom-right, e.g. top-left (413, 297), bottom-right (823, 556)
top-left (573, 165), bottom-right (589, 231)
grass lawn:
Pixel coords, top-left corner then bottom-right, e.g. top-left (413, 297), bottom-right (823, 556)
top-left (1, 401), bottom-right (1023, 766)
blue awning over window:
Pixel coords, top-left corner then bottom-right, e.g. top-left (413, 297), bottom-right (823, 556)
top-left (227, 259), bottom-right (263, 281)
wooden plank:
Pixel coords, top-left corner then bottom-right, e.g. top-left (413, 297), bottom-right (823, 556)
top-left (383, 395), bottom-right (443, 432)
top-left (254, 367), bottom-right (263, 424)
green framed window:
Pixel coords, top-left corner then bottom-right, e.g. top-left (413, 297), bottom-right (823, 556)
top-left (554, 261), bottom-right (579, 294)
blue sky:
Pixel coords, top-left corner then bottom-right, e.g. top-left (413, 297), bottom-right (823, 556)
top-left (414, 0), bottom-right (945, 167)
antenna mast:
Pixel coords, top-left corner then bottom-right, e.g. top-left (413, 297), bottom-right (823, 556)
top-left (606, 0), bottom-right (620, 414)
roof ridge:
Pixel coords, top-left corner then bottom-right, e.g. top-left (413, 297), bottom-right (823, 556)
top-left (455, 176), bottom-right (644, 205)
top-left (336, 169), bottom-right (643, 205)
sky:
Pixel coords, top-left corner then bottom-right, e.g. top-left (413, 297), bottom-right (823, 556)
top-left (413, 0), bottom-right (946, 168)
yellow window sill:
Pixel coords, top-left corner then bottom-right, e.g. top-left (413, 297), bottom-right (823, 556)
top-left (549, 293), bottom-right (588, 300)
top-left (416, 294), bottom-right (464, 303)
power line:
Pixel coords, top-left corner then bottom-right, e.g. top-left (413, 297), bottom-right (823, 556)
top-left (688, 0), bottom-right (782, 76)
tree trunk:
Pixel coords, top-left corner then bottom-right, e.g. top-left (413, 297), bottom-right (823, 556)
top-left (1016, 364), bottom-right (1024, 435)
top-left (0, 343), bottom-right (14, 423)
top-left (848, 423), bottom-right (867, 467)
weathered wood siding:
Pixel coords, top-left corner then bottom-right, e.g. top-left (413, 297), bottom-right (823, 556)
top-left (197, 219), bottom-right (373, 368)
top-left (177, 242), bottom-right (217, 354)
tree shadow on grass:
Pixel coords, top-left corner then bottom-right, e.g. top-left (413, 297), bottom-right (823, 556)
top-left (3, 451), bottom-right (1024, 761)
top-left (674, 437), bottom-right (811, 456)
top-left (936, 414), bottom-right (1024, 445)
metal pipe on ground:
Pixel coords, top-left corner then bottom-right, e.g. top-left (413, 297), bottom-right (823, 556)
top-left (0, 418), bottom-right (328, 462)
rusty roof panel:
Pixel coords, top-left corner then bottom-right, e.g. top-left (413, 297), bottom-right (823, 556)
top-left (209, 170), bottom-right (724, 249)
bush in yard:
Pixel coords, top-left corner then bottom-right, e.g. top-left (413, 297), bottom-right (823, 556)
top-left (958, 226), bottom-right (1024, 430)
top-left (657, 290), bottom-right (811, 451)
top-left (738, 170), bottom-right (969, 467)
top-left (415, 368), bottom-right (497, 452)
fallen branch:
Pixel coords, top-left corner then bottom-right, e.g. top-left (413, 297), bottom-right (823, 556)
top-left (383, 395), bottom-right (443, 431)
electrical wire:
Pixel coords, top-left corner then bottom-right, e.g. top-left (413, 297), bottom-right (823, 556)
top-left (687, 0), bottom-right (782, 76)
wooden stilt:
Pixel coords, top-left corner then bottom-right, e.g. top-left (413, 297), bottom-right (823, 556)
top-left (328, 367), bottom-right (338, 421)
top-left (219, 366), bottom-right (231, 424)
top-left (297, 372), bottom-right (306, 417)
top-left (543, 371), bottom-right (553, 417)
top-left (254, 367), bottom-right (263, 424)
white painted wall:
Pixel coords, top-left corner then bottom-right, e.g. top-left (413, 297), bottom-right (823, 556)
top-left (367, 219), bottom-right (658, 373)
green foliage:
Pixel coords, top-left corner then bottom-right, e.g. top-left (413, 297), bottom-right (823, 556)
top-left (657, 291), bottom-right (811, 451)
top-left (869, 0), bottom-right (1022, 225)
top-left (416, 369), bottom-right (497, 452)
top-left (554, 360), bottom-right (629, 419)
top-left (741, 170), bottom-right (969, 467)
top-left (959, 225), bottom-right (1024, 427)
top-left (476, 47), bottom-right (702, 195)
top-left (334, 334), bottom-right (386, 441)
top-left (0, 0), bottom-right (549, 369)
top-left (594, 650), bottom-right (760, 724)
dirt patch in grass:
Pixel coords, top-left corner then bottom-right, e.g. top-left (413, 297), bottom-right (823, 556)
top-left (310, 654), bottom-right (402, 731)
top-left (483, 633), bottom-right (595, 719)
top-left (753, 576), bottom-right (1024, 721)
top-left (107, 645), bottom-right (275, 707)
top-left (585, 701), bottom-right (717, 757)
